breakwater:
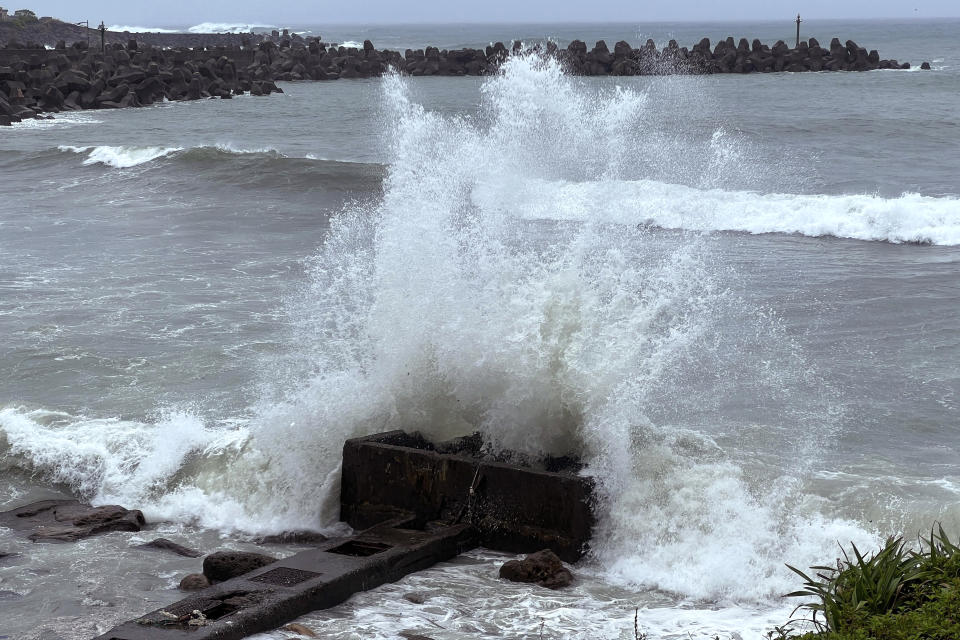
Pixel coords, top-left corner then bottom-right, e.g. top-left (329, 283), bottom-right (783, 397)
top-left (0, 34), bottom-right (927, 124)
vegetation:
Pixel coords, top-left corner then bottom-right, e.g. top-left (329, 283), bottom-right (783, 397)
top-left (772, 524), bottom-right (960, 640)
top-left (9, 8), bottom-right (38, 27)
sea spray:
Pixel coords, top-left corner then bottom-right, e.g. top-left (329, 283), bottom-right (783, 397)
top-left (259, 54), bottom-right (881, 602)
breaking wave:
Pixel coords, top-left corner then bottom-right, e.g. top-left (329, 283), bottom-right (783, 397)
top-left (510, 179), bottom-right (960, 245)
top-left (188, 22), bottom-right (276, 34)
top-left (106, 25), bottom-right (181, 34)
top-left (57, 144), bottom-right (311, 168)
top-left (59, 144), bottom-right (184, 168)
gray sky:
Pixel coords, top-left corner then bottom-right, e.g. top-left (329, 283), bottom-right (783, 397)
top-left (19, 0), bottom-right (960, 27)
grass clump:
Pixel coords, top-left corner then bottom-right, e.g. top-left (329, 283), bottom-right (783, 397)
top-left (773, 524), bottom-right (960, 640)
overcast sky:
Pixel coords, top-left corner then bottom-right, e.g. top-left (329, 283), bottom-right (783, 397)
top-left (20, 0), bottom-right (960, 27)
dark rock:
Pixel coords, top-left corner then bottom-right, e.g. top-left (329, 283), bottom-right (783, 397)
top-left (178, 573), bottom-right (210, 591)
top-left (281, 624), bottom-right (318, 637)
top-left (137, 538), bottom-right (202, 558)
top-left (0, 500), bottom-right (145, 543)
top-left (255, 530), bottom-right (328, 545)
top-left (402, 591), bottom-right (428, 604)
top-left (921, 61), bottom-right (931, 70)
top-left (202, 550), bottom-right (277, 582)
top-left (399, 634), bottom-right (435, 640)
top-left (499, 549), bottom-right (573, 589)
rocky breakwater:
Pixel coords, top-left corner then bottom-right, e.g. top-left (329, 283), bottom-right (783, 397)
top-left (0, 39), bottom-right (284, 125)
top-left (560, 35), bottom-right (921, 75)
top-left (0, 33), bottom-right (928, 125)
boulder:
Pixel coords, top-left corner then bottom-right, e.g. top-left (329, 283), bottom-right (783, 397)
top-left (202, 550), bottom-right (277, 582)
top-left (0, 500), bottom-right (145, 542)
top-left (921, 61), bottom-right (931, 70)
top-left (97, 82), bottom-right (129, 104)
top-left (402, 591), bottom-right (428, 604)
top-left (179, 573), bottom-right (211, 591)
top-left (137, 538), bottom-right (202, 557)
top-left (282, 624), bottom-right (319, 638)
top-left (499, 549), bottom-right (573, 589)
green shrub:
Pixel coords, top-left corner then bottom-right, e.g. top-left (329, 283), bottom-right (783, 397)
top-left (776, 525), bottom-right (960, 639)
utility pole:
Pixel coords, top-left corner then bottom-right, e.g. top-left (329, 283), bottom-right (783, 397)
top-left (99, 21), bottom-right (106, 52)
top-left (796, 13), bottom-right (802, 48)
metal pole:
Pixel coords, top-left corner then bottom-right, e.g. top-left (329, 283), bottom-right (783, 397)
top-left (99, 21), bottom-right (105, 52)
top-left (796, 14), bottom-right (802, 48)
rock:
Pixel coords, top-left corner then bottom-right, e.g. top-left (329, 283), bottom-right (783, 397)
top-left (178, 573), bottom-right (210, 591)
top-left (281, 624), bottom-right (318, 637)
top-left (255, 530), bottom-right (328, 545)
top-left (402, 591), bottom-right (428, 604)
top-left (202, 550), bottom-right (277, 582)
top-left (921, 61), bottom-right (931, 70)
top-left (399, 633), bottom-right (435, 640)
top-left (0, 499), bottom-right (145, 542)
top-left (498, 549), bottom-right (573, 589)
top-left (0, 589), bottom-right (23, 601)
top-left (137, 538), bottom-right (202, 557)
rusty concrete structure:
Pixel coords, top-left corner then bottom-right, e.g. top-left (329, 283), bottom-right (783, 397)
top-left (91, 431), bottom-right (595, 640)
top-left (341, 430), bottom-right (595, 562)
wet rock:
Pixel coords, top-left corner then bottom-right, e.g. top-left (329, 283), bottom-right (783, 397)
top-left (399, 633), bottom-right (435, 640)
top-left (178, 573), bottom-right (211, 591)
top-left (0, 499), bottom-right (145, 542)
top-left (402, 591), bottom-right (428, 604)
top-left (138, 538), bottom-right (202, 557)
top-left (499, 549), bottom-right (573, 589)
top-left (202, 550), bottom-right (277, 582)
top-left (281, 624), bottom-right (318, 637)
top-left (921, 61), bottom-right (931, 69)
top-left (255, 530), bottom-right (328, 545)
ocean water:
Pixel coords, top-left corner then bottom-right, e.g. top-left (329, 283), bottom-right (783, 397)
top-left (1, 19), bottom-right (959, 640)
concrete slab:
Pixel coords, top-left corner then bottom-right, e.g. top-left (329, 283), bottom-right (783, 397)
top-left (92, 520), bottom-right (477, 640)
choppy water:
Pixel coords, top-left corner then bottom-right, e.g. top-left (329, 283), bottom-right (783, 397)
top-left (2, 19), bottom-right (959, 640)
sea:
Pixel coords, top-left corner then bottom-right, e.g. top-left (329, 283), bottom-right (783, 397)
top-left (1, 18), bottom-right (959, 640)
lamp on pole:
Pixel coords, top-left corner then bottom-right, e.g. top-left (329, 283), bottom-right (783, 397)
top-left (795, 13), bottom-right (802, 48)
top-left (75, 20), bottom-right (89, 48)
top-left (98, 21), bottom-right (105, 52)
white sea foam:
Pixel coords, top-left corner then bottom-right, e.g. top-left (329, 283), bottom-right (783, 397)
top-left (55, 144), bottom-right (298, 168)
top-left (502, 179), bottom-right (960, 245)
top-left (188, 22), bottom-right (275, 34)
top-left (9, 112), bottom-right (103, 129)
top-left (107, 25), bottom-right (181, 34)
top-left (58, 145), bottom-right (184, 168)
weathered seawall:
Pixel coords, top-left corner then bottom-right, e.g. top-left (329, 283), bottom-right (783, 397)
top-left (0, 34), bottom-right (927, 125)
